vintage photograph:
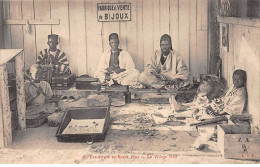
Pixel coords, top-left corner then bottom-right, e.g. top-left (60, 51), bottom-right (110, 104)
top-left (0, 0), bottom-right (259, 164)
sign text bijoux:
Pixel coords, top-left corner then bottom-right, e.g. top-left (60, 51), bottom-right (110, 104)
top-left (97, 3), bottom-right (131, 22)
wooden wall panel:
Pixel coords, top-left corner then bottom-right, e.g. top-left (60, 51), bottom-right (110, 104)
top-left (159, 0), bottom-right (169, 35)
top-left (142, 0), bottom-right (153, 67)
top-left (102, 0), bottom-right (120, 52)
top-left (10, 0), bottom-right (23, 49)
top-left (34, 0), bottom-right (51, 59)
top-left (3, 0), bottom-right (13, 74)
top-left (136, 0), bottom-right (144, 71)
top-left (69, 0), bottom-right (87, 76)
top-left (119, 0), bottom-right (127, 51)
top-left (3, 0), bottom-right (11, 49)
top-left (220, 23), bottom-right (260, 128)
top-left (153, 0), bottom-right (160, 53)
top-left (86, 0), bottom-right (103, 76)
top-left (227, 24), bottom-right (235, 86)
top-left (179, 0), bottom-right (190, 68)
top-left (126, 0), bottom-right (138, 69)
top-left (243, 26), bottom-right (260, 127)
top-left (196, 0), bottom-right (208, 76)
top-left (22, 0), bottom-right (37, 70)
top-left (189, 0), bottom-right (197, 79)
top-left (3, 0), bottom-right (208, 78)
top-left (169, 0), bottom-right (179, 51)
top-left (0, 0), bottom-right (4, 49)
top-left (51, 0), bottom-right (70, 62)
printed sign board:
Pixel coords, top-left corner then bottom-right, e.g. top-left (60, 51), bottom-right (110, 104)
top-left (97, 3), bottom-right (131, 22)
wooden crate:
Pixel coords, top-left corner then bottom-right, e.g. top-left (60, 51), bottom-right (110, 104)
top-left (218, 125), bottom-right (260, 160)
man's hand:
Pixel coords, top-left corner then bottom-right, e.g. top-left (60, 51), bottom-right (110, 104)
top-left (105, 67), bottom-right (114, 74)
top-left (36, 87), bottom-right (43, 95)
top-left (114, 67), bottom-right (126, 74)
top-left (171, 78), bottom-right (183, 85)
top-left (151, 71), bottom-right (161, 78)
top-left (41, 64), bottom-right (54, 71)
top-left (105, 74), bottom-right (111, 81)
top-left (159, 74), bottom-right (167, 81)
top-left (218, 110), bottom-right (227, 115)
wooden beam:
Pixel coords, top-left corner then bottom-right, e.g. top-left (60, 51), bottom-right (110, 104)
top-left (15, 52), bottom-right (26, 131)
top-left (217, 16), bottom-right (260, 28)
top-left (5, 19), bottom-right (60, 25)
top-left (0, 64), bottom-right (12, 147)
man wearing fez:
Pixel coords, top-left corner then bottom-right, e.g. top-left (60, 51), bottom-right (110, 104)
top-left (139, 34), bottom-right (193, 89)
top-left (36, 34), bottom-right (71, 75)
top-left (94, 33), bottom-right (140, 86)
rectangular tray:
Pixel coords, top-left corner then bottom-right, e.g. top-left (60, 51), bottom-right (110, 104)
top-left (56, 107), bottom-right (110, 143)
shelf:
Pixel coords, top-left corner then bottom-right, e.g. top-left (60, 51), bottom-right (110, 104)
top-left (217, 16), bottom-right (260, 28)
top-left (0, 49), bottom-right (23, 65)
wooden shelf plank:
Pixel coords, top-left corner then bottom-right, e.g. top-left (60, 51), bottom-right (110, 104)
top-left (0, 49), bottom-right (23, 65)
top-left (5, 19), bottom-right (60, 25)
top-left (217, 17), bottom-right (260, 28)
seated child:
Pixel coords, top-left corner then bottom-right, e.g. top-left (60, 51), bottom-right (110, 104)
top-left (25, 64), bottom-right (56, 120)
top-left (172, 70), bottom-right (249, 150)
top-left (207, 69), bottom-right (247, 118)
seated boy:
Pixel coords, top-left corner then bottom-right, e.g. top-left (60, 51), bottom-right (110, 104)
top-left (36, 34), bottom-right (71, 75)
top-left (25, 64), bottom-right (56, 121)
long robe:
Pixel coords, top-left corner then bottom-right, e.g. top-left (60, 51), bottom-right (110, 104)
top-left (139, 49), bottom-right (193, 88)
top-left (94, 49), bottom-right (140, 85)
top-left (25, 81), bottom-right (55, 119)
top-left (36, 48), bottom-right (70, 74)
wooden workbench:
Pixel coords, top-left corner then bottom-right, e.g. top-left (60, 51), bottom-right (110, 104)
top-left (0, 49), bottom-right (25, 148)
top-left (53, 84), bottom-right (197, 103)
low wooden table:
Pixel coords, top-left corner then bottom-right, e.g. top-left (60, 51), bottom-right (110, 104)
top-left (53, 84), bottom-right (197, 103)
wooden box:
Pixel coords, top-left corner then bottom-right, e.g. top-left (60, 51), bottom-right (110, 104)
top-left (51, 73), bottom-right (76, 90)
top-left (56, 107), bottom-right (110, 143)
top-left (218, 125), bottom-right (260, 160)
top-left (75, 77), bottom-right (99, 90)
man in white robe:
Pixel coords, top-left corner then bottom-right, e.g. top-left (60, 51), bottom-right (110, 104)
top-left (139, 34), bottom-right (193, 89)
top-left (94, 33), bottom-right (140, 86)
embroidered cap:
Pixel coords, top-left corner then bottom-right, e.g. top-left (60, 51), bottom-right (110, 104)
top-left (109, 33), bottom-right (119, 41)
top-left (48, 34), bottom-right (59, 41)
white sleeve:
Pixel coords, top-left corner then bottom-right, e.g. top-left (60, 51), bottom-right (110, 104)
top-left (123, 51), bottom-right (136, 70)
top-left (94, 53), bottom-right (107, 82)
top-left (224, 88), bottom-right (247, 115)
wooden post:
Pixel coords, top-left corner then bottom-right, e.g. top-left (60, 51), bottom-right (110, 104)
top-left (0, 64), bottom-right (12, 147)
top-left (15, 52), bottom-right (26, 131)
top-left (0, 81), bottom-right (4, 147)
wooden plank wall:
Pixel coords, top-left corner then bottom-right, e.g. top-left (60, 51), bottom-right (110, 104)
top-left (3, 0), bottom-right (208, 79)
top-left (0, 0), bottom-right (4, 49)
top-left (220, 23), bottom-right (260, 129)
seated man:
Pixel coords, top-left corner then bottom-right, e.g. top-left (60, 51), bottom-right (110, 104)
top-left (36, 34), bottom-right (71, 75)
top-left (25, 64), bottom-right (56, 122)
top-left (139, 34), bottom-right (193, 89)
top-left (94, 33), bottom-right (140, 86)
